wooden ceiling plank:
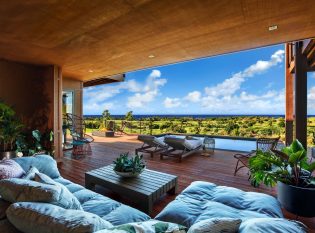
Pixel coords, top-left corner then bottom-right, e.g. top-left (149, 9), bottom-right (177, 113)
top-left (0, 0), bottom-right (314, 81)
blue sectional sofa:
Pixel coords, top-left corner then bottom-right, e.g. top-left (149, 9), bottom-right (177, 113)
top-left (0, 155), bottom-right (307, 232)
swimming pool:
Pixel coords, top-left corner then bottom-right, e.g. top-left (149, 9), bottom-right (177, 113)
top-left (208, 137), bottom-right (256, 152)
top-left (159, 135), bottom-right (257, 152)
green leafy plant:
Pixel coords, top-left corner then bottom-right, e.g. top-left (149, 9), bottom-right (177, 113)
top-left (16, 129), bottom-right (54, 156)
top-left (113, 153), bottom-right (145, 174)
top-left (249, 139), bottom-right (315, 188)
top-left (0, 102), bottom-right (24, 152)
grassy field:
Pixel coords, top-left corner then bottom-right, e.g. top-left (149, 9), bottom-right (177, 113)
top-left (84, 116), bottom-right (315, 146)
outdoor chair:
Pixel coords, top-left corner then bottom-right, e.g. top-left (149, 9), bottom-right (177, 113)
top-left (233, 137), bottom-right (280, 177)
top-left (161, 136), bottom-right (203, 162)
top-left (135, 135), bottom-right (168, 158)
top-left (64, 113), bottom-right (94, 158)
top-left (106, 121), bottom-right (128, 136)
top-left (71, 132), bottom-right (93, 158)
top-left (117, 121), bottom-right (128, 136)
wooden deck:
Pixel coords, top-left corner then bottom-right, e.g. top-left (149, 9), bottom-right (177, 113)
top-left (58, 134), bottom-right (315, 231)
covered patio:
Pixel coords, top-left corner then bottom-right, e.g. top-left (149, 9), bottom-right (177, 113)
top-left (0, 0), bottom-right (315, 232)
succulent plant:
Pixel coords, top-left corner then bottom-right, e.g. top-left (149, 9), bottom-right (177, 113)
top-left (113, 152), bottom-right (145, 174)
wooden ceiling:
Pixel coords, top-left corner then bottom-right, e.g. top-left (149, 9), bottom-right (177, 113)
top-left (0, 0), bottom-right (314, 82)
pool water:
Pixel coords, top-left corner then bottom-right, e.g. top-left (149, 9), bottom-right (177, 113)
top-left (209, 137), bottom-right (256, 152)
top-left (160, 135), bottom-right (256, 152)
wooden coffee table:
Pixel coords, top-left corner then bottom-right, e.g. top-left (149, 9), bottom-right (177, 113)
top-left (85, 165), bottom-right (178, 215)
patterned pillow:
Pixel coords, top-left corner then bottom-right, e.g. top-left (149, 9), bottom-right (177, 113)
top-left (0, 159), bottom-right (25, 179)
top-left (187, 218), bottom-right (241, 233)
top-left (95, 220), bottom-right (187, 233)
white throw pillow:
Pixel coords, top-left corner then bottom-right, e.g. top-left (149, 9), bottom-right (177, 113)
top-left (188, 218), bottom-right (241, 233)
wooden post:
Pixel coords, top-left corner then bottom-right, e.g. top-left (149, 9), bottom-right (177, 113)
top-left (285, 43), bottom-right (294, 145)
top-left (294, 41), bottom-right (308, 148)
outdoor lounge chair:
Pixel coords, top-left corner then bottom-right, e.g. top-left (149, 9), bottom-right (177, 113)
top-left (161, 136), bottom-right (203, 162)
top-left (234, 137), bottom-right (280, 177)
top-left (135, 135), bottom-right (168, 158)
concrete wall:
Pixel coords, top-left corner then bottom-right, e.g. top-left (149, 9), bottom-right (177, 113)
top-left (63, 77), bottom-right (83, 118)
top-left (0, 59), bottom-right (54, 131)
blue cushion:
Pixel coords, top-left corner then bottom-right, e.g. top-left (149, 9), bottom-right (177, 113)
top-left (22, 166), bottom-right (39, 180)
top-left (13, 155), bottom-right (60, 179)
top-left (155, 181), bottom-right (283, 228)
top-left (6, 202), bottom-right (113, 233)
top-left (239, 218), bottom-right (307, 233)
top-left (102, 205), bottom-right (151, 226)
top-left (0, 178), bottom-right (81, 210)
top-left (51, 177), bottom-right (151, 225)
top-left (34, 172), bottom-right (82, 210)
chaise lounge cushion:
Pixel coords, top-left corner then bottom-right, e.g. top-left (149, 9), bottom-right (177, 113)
top-left (138, 135), bottom-right (167, 147)
top-left (6, 202), bottom-right (113, 233)
top-left (164, 136), bottom-right (203, 150)
top-left (155, 181), bottom-right (283, 228)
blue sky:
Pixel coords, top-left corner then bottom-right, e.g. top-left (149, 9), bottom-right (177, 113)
top-left (84, 44), bottom-right (315, 115)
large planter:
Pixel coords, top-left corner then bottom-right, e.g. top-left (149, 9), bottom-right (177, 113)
top-left (277, 181), bottom-right (315, 217)
top-left (0, 151), bottom-right (17, 160)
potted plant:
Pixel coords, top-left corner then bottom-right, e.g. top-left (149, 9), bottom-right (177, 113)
top-left (16, 129), bottom-right (54, 157)
top-left (113, 153), bottom-right (146, 178)
top-left (0, 102), bottom-right (23, 159)
top-left (249, 139), bottom-right (315, 217)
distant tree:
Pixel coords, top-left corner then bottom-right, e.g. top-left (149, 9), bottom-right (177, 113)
top-left (278, 118), bottom-right (285, 128)
top-left (125, 111), bottom-right (134, 121)
top-left (102, 109), bottom-right (111, 129)
top-left (225, 122), bottom-right (239, 134)
top-left (102, 109), bottom-right (111, 120)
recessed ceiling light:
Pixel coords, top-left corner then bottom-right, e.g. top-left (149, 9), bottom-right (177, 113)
top-left (268, 25), bottom-right (278, 31)
top-left (88, 69), bottom-right (94, 73)
top-left (148, 55), bottom-right (155, 58)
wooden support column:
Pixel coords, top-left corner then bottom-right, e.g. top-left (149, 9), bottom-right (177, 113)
top-left (285, 43), bottom-right (294, 145)
top-left (53, 66), bottom-right (63, 161)
top-left (294, 41), bottom-right (308, 148)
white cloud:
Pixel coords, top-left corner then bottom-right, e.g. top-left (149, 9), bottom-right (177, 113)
top-left (199, 50), bottom-right (285, 113)
top-left (84, 69), bottom-right (165, 114)
top-left (204, 50), bottom-right (284, 99)
top-left (83, 102), bottom-right (114, 114)
top-left (161, 49), bottom-right (286, 114)
top-left (127, 69), bottom-right (167, 108)
top-left (164, 97), bottom-right (181, 108)
top-left (184, 91), bottom-right (201, 102)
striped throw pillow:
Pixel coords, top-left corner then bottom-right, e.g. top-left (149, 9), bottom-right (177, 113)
top-left (188, 218), bottom-right (241, 233)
